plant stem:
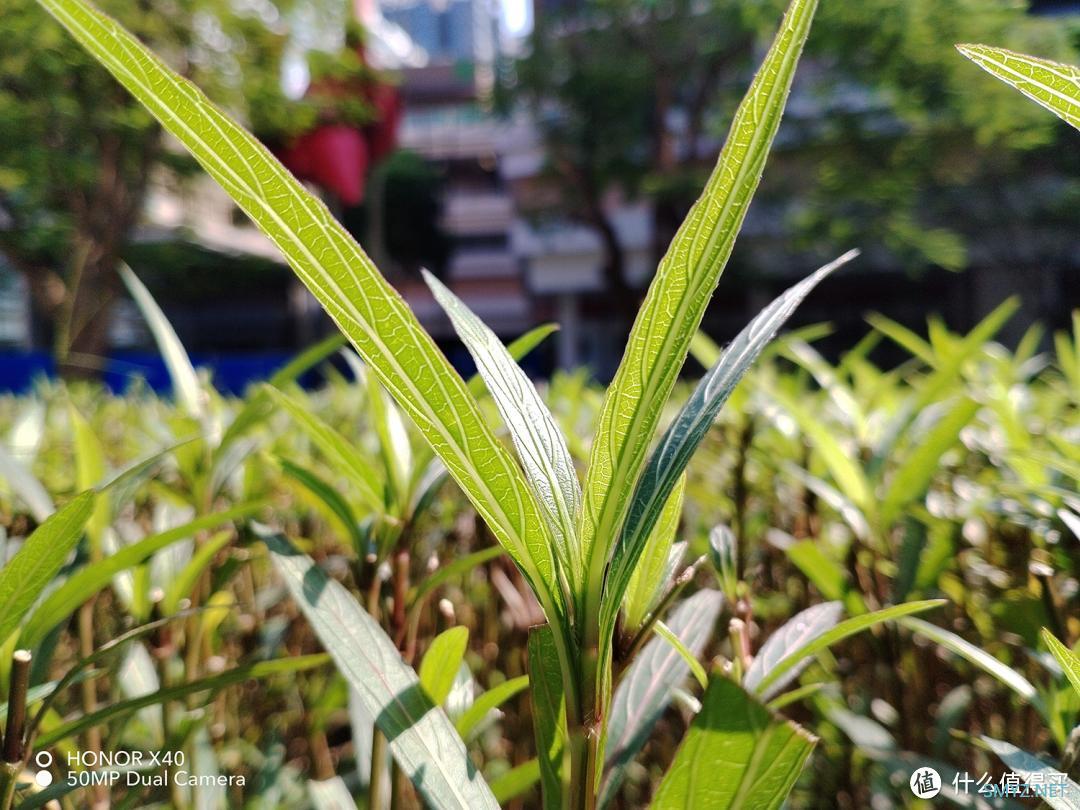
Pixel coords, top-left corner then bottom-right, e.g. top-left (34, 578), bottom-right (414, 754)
top-left (369, 727), bottom-right (388, 809)
top-left (0, 765), bottom-right (17, 810)
top-left (4, 650), bottom-right (30, 764)
top-left (78, 600), bottom-right (108, 809)
top-left (0, 650), bottom-right (32, 810)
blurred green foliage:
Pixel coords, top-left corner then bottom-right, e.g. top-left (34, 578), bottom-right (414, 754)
top-left (508, 0), bottom-right (1080, 273)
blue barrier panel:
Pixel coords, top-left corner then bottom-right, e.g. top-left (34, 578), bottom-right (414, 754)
top-left (0, 351), bottom-right (294, 397)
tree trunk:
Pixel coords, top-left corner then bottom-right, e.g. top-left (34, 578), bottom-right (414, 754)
top-left (53, 131), bottom-right (155, 379)
top-left (55, 241), bottom-right (123, 379)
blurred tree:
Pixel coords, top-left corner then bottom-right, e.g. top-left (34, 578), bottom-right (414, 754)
top-left (0, 0), bottom-right (381, 376)
top-left (508, 0), bottom-right (1078, 298)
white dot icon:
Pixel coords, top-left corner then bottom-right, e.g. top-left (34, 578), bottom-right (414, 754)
top-left (34, 751), bottom-right (53, 787)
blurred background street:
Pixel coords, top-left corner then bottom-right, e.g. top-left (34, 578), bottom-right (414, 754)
top-left (1, 0), bottom-right (1078, 391)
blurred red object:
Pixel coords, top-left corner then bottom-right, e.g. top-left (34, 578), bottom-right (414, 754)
top-left (273, 25), bottom-right (401, 206)
top-left (278, 125), bottom-right (370, 207)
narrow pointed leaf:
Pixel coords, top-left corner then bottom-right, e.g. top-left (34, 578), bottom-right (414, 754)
top-left (366, 363), bottom-right (413, 505)
top-left (982, 737), bottom-right (1080, 810)
top-left (220, 333), bottom-right (347, 450)
top-left (528, 625), bottom-right (568, 810)
top-left (37, 653), bottom-right (329, 747)
top-left (601, 591), bottom-right (723, 809)
top-left (419, 627), bottom-right (470, 707)
top-left (579, 0), bottom-right (821, 612)
top-left (654, 620), bottom-right (708, 689)
top-left (880, 397), bottom-right (980, 526)
top-left (0, 445), bottom-right (53, 523)
top-left (33, 0), bottom-right (565, 633)
top-left (957, 45), bottom-right (1080, 131)
top-left (277, 457), bottom-right (364, 553)
top-left (0, 491), bottom-right (94, 644)
top-left (754, 601), bottom-right (944, 696)
top-left (119, 262), bottom-right (205, 420)
top-left (490, 759), bottom-right (541, 803)
top-left (771, 388), bottom-right (872, 511)
top-left (161, 529), bottom-right (234, 615)
top-left (267, 534), bottom-right (497, 808)
top-left (455, 675), bottom-right (530, 740)
top-left (604, 253), bottom-right (856, 656)
top-left (264, 386), bottom-right (384, 510)
top-left (467, 323), bottom-right (560, 398)
top-left (621, 476), bottom-right (685, 633)
top-left (901, 618), bottom-right (1044, 714)
top-left (20, 502), bottom-right (262, 648)
top-left (651, 677), bottom-right (816, 809)
top-left (744, 601), bottom-right (843, 698)
top-left (69, 403), bottom-right (110, 549)
top-left (426, 270), bottom-right (580, 583)
top-left (1042, 628), bottom-right (1080, 697)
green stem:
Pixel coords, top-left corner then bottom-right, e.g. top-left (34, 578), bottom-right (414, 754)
top-left (369, 727), bottom-right (388, 809)
top-left (0, 763), bottom-right (18, 810)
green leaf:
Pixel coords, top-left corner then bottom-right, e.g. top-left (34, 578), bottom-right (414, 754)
top-left (490, 759), bottom-right (541, 803)
top-left (33, 0), bottom-right (565, 635)
top-left (160, 529), bottom-right (234, 615)
top-left (220, 333), bottom-right (347, 450)
top-left (528, 625), bottom-right (568, 810)
top-left (601, 591), bottom-right (723, 809)
top-left (118, 262), bottom-right (205, 421)
top-left (871, 297), bottom-right (1018, 467)
top-left (266, 534), bottom-right (496, 808)
top-left (0, 444), bottom-right (53, 523)
top-left (901, 617), bottom-right (1044, 714)
top-left (68, 402), bottom-right (109, 549)
top-left (408, 546), bottom-right (503, 610)
top-left (880, 397), bottom-right (979, 526)
top-left (19, 502), bottom-right (263, 648)
top-left (982, 736), bottom-right (1080, 810)
top-left (364, 359), bottom-right (413, 507)
top-left (865, 313), bottom-right (936, 365)
top-left (425, 270), bottom-right (581, 586)
top-left (264, 386), bottom-right (384, 511)
top-left (578, 0), bottom-right (821, 618)
top-left (651, 677), bottom-right (816, 809)
top-left (744, 602), bottom-right (843, 699)
top-left (708, 524), bottom-right (739, 598)
top-left (621, 476), bottom-right (685, 634)
top-left (765, 682), bottom-right (827, 712)
top-left (455, 675), bottom-right (530, 740)
top-left (605, 253), bottom-right (855, 653)
top-left (36, 653), bottom-right (329, 748)
top-left (419, 627), bottom-right (470, 707)
top-left (784, 540), bottom-right (849, 603)
top-left (771, 389), bottom-right (872, 511)
top-left (466, 323), bottom-right (559, 399)
top-left (278, 457), bottom-right (362, 552)
top-left (957, 45), bottom-right (1080, 131)
top-left (753, 601), bottom-right (945, 696)
top-left (277, 456), bottom-right (364, 553)
top-left (653, 620), bottom-right (708, 689)
top-left (0, 491), bottom-right (94, 644)
top-left (1042, 628), bottom-right (1080, 698)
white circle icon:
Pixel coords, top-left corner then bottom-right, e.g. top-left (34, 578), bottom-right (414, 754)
top-left (33, 751), bottom-right (54, 787)
top-left (910, 766), bottom-right (941, 798)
